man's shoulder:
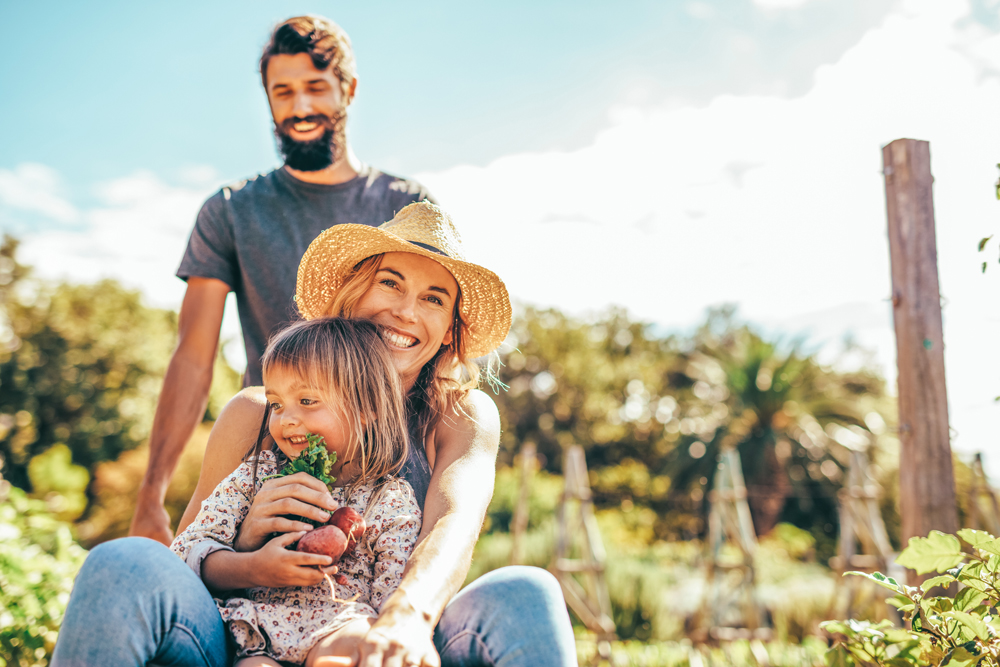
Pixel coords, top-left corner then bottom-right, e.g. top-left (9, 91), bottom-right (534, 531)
top-left (199, 170), bottom-right (279, 213)
top-left (361, 166), bottom-right (435, 204)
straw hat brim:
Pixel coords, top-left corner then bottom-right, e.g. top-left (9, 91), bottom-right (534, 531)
top-left (295, 224), bottom-right (512, 359)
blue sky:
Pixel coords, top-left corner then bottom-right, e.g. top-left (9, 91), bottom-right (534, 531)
top-left (3, 0), bottom-right (1000, 469)
top-left (2, 0), bottom-right (898, 191)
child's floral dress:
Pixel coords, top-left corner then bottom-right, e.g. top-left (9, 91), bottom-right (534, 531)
top-left (170, 449), bottom-right (421, 664)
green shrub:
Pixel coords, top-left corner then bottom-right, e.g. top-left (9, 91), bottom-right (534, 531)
top-left (0, 479), bottom-right (87, 667)
top-left (823, 529), bottom-right (1000, 666)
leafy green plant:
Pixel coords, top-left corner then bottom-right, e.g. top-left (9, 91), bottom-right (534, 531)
top-left (823, 529), bottom-right (1000, 666)
top-left (265, 434), bottom-right (336, 528)
top-left (0, 478), bottom-right (87, 667)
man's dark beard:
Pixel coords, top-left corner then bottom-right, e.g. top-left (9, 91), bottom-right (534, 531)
top-left (274, 111), bottom-right (346, 171)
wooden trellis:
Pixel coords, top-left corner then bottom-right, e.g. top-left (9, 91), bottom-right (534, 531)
top-left (695, 446), bottom-right (769, 641)
top-left (509, 442), bottom-right (536, 566)
top-left (829, 447), bottom-right (896, 621)
top-left (551, 445), bottom-right (616, 664)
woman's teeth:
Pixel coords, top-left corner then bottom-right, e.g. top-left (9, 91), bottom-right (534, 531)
top-left (384, 331), bottom-right (417, 348)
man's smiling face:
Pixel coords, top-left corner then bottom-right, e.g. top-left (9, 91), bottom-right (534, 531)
top-left (265, 53), bottom-right (356, 171)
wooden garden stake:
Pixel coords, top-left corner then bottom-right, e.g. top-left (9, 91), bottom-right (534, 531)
top-left (551, 445), bottom-right (615, 664)
top-left (695, 446), bottom-right (769, 641)
top-left (509, 442), bottom-right (535, 566)
top-left (883, 138), bottom-right (958, 561)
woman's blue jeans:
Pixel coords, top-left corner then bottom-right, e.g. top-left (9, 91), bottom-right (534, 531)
top-left (51, 537), bottom-right (578, 666)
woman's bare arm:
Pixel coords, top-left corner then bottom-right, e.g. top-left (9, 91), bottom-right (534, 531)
top-left (176, 387), bottom-right (267, 534)
top-left (358, 388), bottom-right (500, 667)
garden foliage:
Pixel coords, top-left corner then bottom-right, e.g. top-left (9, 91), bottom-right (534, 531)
top-left (0, 478), bottom-right (86, 667)
top-left (824, 529), bottom-right (1000, 666)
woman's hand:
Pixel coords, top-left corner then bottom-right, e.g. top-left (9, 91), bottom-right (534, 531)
top-left (357, 609), bottom-right (440, 667)
top-left (235, 472), bottom-right (339, 552)
top-left (250, 531), bottom-right (335, 588)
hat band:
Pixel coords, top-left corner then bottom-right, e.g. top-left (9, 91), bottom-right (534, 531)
top-left (408, 240), bottom-right (449, 258)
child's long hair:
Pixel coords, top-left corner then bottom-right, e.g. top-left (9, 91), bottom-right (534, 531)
top-left (247, 318), bottom-right (409, 498)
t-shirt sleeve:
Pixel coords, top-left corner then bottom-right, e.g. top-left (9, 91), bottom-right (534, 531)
top-left (176, 190), bottom-right (238, 289)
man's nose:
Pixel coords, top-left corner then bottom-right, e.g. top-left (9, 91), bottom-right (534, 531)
top-left (291, 92), bottom-right (314, 118)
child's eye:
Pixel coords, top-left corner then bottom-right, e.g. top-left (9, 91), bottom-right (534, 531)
top-left (268, 401), bottom-right (282, 411)
top-left (300, 398), bottom-right (318, 406)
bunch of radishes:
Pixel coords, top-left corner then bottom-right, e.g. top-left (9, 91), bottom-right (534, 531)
top-left (268, 435), bottom-right (366, 578)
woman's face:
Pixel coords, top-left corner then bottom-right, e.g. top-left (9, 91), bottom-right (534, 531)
top-left (354, 252), bottom-right (459, 390)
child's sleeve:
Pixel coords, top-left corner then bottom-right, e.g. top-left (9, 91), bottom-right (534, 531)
top-left (368, 481), bottom-right (422, 612)
top-left (169, 461), bottom-right (258, 579)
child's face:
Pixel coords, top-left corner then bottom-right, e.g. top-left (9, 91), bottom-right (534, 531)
top-left (264, 364), bottom-right (354, 480)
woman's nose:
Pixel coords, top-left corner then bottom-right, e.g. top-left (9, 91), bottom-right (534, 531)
top-left (391, 295), bottom-right (418, 322)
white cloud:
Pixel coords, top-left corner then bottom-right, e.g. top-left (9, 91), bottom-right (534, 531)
top-left (687, 2), bottom-right (717, 20)
top-left (0, 163), bottom-right (79, 223)
top-left (13, 169), bottom-right (247, 371)
top-left (417, 0), bottom-right (1000, 468)
top-left (753, 0), bottom-right (815, 9)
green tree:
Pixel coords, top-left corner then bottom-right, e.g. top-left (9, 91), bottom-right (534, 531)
top-left (0, 236), bottom-right (240, 499)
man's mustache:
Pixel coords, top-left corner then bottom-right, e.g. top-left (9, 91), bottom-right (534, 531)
top-left (277, 114), bottom-right (337, 135)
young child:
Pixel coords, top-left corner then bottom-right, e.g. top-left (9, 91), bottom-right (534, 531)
top-left (171, 318), bottom-right (421, 667)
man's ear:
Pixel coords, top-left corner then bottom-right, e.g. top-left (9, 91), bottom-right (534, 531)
top-left (345, 77), bottom-right (358, 105)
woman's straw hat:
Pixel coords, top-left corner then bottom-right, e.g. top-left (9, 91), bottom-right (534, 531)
top-left (295, 201), bottom-right (512, 358)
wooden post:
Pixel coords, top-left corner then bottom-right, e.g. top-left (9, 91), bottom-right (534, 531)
top-left (883, 138), bottom-right (958, 557)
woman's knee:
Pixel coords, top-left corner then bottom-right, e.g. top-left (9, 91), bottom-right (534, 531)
top-left (463, 566), bottom-right (565, 610)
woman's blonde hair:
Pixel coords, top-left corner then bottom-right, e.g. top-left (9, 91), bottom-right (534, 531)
top-left (248, 317), bottom-right (409, 496)
top-left (327, 254), bottom-right (502, 443)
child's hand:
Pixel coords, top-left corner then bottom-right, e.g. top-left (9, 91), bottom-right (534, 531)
top-left (251, 531), bottom-right (335, 588)
top-left (236, 472), bottom-right (339, 552)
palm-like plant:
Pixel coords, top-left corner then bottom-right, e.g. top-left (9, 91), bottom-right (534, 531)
top-left (663, 310), bottom-right (890, 537)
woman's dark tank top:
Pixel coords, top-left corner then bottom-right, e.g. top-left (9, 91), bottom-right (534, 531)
top-left (400, 421), bottom-right (431, 510)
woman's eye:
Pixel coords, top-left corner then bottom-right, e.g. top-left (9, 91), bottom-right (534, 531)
top-left (379, 278), bottom-right (398, 288)
top-left (426, 295), bottom-right (444, 306)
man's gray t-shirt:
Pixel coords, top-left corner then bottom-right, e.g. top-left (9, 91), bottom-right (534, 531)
top-left (177, 165), bottom-right (434, 386)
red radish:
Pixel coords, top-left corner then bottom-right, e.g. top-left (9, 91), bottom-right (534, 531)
top-left (328, 507), bottom-right (366, 552)
top-left (296, 525), bottom-right (348, 562)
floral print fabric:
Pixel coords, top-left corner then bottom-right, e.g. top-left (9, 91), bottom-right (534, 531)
top-left (170, 450), bottom-right (421, 664)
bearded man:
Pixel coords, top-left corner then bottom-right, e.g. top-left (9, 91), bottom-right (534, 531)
top-left (130, 16), bottom-right (434, 544)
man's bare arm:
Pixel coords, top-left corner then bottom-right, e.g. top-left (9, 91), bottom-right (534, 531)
top-left (358, 389), bottom-right (500, 667)
top-left (129, 277), bottom-right (230, 545)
